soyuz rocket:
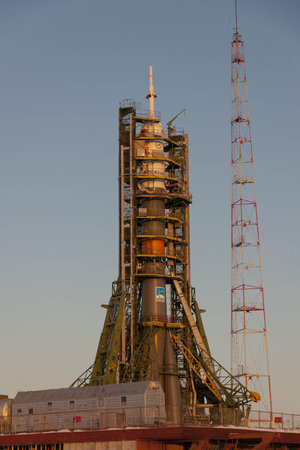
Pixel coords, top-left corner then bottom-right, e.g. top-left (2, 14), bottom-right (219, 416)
top-left (79, 64), bottom-right (259, 422)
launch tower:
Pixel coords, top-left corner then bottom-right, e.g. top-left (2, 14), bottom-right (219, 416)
top-left (72, 67), bottom-right (259, 423)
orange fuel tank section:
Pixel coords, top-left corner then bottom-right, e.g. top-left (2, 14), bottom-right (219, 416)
top-left (142, 239), bottom-right (165, 255)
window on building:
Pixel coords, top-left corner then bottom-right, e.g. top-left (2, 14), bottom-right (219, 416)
top-left (98, 398), bottom-right (104, 407)
top-left (17, 409), bottom-right (22, 414)
top-left (121, 396), bottom-right (126, 406)
top-left (69, 400), bottom-right (75, 409)
top-left (47, 402), bottom-right (52, 411)
top-left (29, 408), bottom-right (33, 415)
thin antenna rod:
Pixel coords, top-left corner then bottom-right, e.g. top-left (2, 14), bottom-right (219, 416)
top-left (235, 0), bottom-right (238, 35)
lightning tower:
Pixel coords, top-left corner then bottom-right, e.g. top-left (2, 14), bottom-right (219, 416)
top-left (230, 1), bottom-right (273, 418)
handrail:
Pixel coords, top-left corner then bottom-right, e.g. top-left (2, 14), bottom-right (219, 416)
top-left (1, 406), bottom-right (299, 434)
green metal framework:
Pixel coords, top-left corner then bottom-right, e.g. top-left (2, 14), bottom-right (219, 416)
top-left (71, 100), bottom-right (258, 415)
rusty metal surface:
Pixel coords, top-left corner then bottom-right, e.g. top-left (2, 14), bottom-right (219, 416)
top-left (0, 426), bottom-right (300, 447)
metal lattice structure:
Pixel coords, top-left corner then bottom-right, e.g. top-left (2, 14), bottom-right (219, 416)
top-left (230, 25), bottom-right (272, 416)
top-left (113, 98), bottom-right (199, 421)
top-left (72, 68), bottom-right (259, 421)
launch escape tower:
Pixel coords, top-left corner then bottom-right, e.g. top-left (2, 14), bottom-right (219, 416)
top-left (72, 67), bottom-right (259, 422)
top-left (230, 9), bottom-right (273, 417)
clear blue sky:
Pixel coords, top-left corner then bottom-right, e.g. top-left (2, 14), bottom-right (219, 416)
top-left (0, 0), bottom-right (299, 413)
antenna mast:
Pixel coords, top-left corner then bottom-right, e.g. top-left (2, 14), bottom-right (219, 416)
top-left (230, 3), bottom-right (273, 422)
top-left (235, 0), bottom-right (238, 35)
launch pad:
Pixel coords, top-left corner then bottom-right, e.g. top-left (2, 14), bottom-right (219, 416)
top-left (70, 67), bottom-right (260, 427)
top-left (1, 63), bottom-right (300, 449)
top-left (1, 5), bottom-right (300, 446)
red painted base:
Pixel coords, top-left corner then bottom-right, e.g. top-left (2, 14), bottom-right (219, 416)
top-left (0, 426), bottom-right (299, 449)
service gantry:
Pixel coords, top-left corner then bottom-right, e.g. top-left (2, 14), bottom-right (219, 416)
top-left (230, 4), bottom-right (273, 418)
top-left (72, 67), bottom-right (259, 423)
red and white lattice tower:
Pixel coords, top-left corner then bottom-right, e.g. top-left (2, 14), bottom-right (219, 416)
top-left (230, 20), bottom-right (273, 415)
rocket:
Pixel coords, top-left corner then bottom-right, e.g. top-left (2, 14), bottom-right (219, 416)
top-left (139, 67), bottom-right (181, 422)
top-left (82, 64), bottom-right (258, 422)
top-left (74, 53), bottom-right (262, 424)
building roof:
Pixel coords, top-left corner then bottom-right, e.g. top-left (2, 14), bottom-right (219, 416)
top-left (14, 381), bottom-right (161, 404)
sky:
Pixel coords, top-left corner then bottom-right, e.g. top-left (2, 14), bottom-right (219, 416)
top-left (0, 0), bottom-right (299, 414)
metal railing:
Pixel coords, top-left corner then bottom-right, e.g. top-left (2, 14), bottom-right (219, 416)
top-left (1, 406), bottom-right (299, 434)
top-left (249, 409), bottom-right (300, 430)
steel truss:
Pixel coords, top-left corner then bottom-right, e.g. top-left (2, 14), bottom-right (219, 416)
top-left (71, 99), bottom-right (258, 415)
top-left (230, 30), bottom-right (272, 416)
